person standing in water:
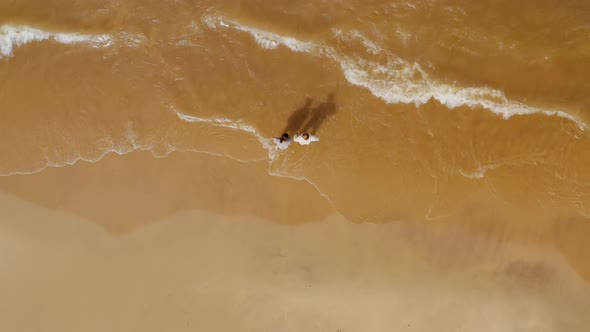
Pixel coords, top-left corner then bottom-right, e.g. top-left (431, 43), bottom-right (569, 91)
top-left (294, 132), bottom-right (319, 145)
top-left (273, 133), bottom-right (292, 150)
top-left (276, 94), bottom-right (335, 149)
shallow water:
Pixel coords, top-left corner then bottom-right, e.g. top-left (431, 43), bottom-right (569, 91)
top-left (1, 1), bottom-right (590, 330)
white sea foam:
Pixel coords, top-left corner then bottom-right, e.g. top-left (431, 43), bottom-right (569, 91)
top-left (234, 24), bottom-right (315, 53)
top-left (0, 121), bottom-right (258, 177)
top-left (200, 15), bottom-right (586, 129)
top-left (0, 144), bottom-right (257, 176)
top-left (202, 16), bottom-right (218, 30)
top-left (3, 124), bottom-right (140, 176)
top-left (174, 110), bottom-right (277, 159)
top-left (458, 164), bottom-right (501, 179)
top-left (0, 25), bottom-right (115, 59)
top-left (202, 15), bottom-right (316, 53)
top-left (2, 18), bottom-right (584, 177)
top-left (332, 28), bottom-right (383, 55)
top-left (117, 32), bottom-right (145, 47)
top-left (336, 54), bottom-right (583, 126)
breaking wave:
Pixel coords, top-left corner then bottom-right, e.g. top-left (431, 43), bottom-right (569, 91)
top-left (0, 25), bottom-right (147, 59)
top-left (0, 25), bottom-right (114, 59)
top-left (201, 15), bottom-right (585, 129)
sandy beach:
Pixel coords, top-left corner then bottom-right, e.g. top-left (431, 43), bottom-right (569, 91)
top-left (1, 151), bottom-right (589, 331)
top-left (2, 0), bottom-right (590, 330)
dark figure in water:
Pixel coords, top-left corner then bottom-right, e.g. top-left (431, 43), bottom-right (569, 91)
top-left (279, 133), bottom-right (290, 142)
top-left (274, 132), bottom-right (292, 150)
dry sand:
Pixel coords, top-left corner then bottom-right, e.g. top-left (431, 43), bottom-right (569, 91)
top-left (1, 151), bottom-right (589, 332)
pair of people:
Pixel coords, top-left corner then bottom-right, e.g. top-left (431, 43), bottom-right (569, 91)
top-left (274, 132), bottom-right (319, 150)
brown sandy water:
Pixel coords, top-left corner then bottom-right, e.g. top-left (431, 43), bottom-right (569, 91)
top-left (1, 0), bottom-right (590, 330)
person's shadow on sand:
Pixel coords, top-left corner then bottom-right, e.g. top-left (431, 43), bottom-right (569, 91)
top-left (283, 93), bottom-right (336, 135)
top-left (283, 98), bottom-right (313, 134)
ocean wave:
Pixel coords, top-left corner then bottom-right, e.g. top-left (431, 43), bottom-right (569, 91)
top-left (0, 25), bottom-right (115, 59)
top-left (174, 109), bottom-right (278, 160)
top-left (0, 122), bottom-right (259, 177)
top-left (0, 25), bottom-right (149, 59)
top-left (336, 55), bottom-right (583, 126)
top-left (2, 125), bottom-right (141, 176)
top-left (332, 28), bottom-right (382, 55)
top-left (200, 15), bottom-right (586, 129)
top-left (458, 164), bottom-right (501, 179)
top-left (201, 15), bottom-right (316, 53)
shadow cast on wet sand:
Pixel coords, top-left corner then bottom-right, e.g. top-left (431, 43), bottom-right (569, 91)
top-left (283, 93), bottom-right (337, 136)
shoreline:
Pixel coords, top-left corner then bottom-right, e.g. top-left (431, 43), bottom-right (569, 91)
top-left (1, 187), bottom-right (588, 331)
top-left (2, 149), bottom-right (590, 283)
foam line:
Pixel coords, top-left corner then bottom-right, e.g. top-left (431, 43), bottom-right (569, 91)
top-left (174, 111), bottom-right (278, 160)
top-left (200, 15), bottom-right (586, 129)
top-left (0, 123), bottom-right (262, 177)
top-left (0, 25), bottom-right (114, 59)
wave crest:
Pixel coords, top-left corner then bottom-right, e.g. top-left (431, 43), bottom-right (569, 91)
top-left (200, 15), bottom-right (585, 129)
top-left (0, 25), bottom-right (151, 59)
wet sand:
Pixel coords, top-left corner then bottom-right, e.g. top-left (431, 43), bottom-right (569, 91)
top-left (1, 151), bottom-right (590, 331)
top-left (2, 0), bottom-right (590, 330)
